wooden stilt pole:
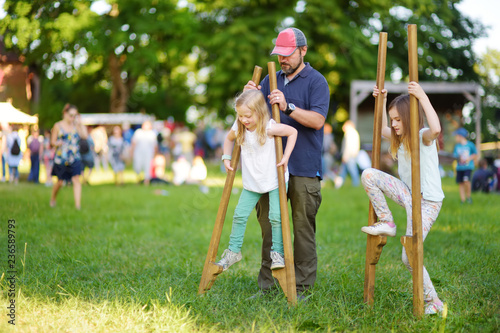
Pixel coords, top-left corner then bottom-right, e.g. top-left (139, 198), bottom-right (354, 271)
top-left (364, 32), bottom-right (388, 306)
top-left (268, 61), bottom-right (297, 306)
top-left (198, 66), bottom-right (262, 295)
top-left (405, 24), bottom-right (424, 317)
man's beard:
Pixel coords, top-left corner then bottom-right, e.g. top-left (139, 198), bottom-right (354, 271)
top-left (281, 54), bottom-right (303, 75)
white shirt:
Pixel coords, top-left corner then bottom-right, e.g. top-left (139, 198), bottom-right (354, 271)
top-left (232, 119), bottom-right (289, 193)
top-left (341, 126), bottom-right (360, 161)
top-left (132, 129), bottom-right (157, 159)
top-left (397, 128), bottom-right (445, 202)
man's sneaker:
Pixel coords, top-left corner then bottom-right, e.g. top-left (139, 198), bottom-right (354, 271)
top-left (215, 249), bottom-right (242, 271)
top-left (425, 299), bottom-right (444, 315)
top-left (270, 251), bottom-right (285, 270)
top-left (361, 222), bottom-right (396, 237)
top-left (297, 291), bottom-right (313, 303)
top-left (246, 289), bottom-right (268, 301)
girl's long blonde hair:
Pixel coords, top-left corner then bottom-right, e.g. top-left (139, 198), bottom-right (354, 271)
top-left (388, 94), bottom-right (424, 160)
top-left (234, 90), bottom-right (270, 146)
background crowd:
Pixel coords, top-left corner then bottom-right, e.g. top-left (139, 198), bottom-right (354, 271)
top-left (0, 116), bottom-right (227, 188)
top-left (1, 117), bottom-right (499, 197)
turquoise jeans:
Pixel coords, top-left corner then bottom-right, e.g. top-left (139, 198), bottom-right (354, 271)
top-left (228, 186), bottom-right (285, 255)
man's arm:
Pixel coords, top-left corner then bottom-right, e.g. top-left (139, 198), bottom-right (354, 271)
top-left (285, 107), bottom-right (325, 130)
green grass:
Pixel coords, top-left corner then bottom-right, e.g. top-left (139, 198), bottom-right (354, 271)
top-left (1, 165), bottom-right (499, 332)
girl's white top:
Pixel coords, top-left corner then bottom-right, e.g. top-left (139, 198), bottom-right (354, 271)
top-left (397, 128), bottom-right (445, 202)
top-left (232, 119), bottom-right (289, 193)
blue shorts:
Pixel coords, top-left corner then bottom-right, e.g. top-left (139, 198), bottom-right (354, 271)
top-left (81, 153), bottom-right (95, 168)
top-left (456, 169), bottom-right (472, 183)
top-left (52, 159), bottom-right (83, 181)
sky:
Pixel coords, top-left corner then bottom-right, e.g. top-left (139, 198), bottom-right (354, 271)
top-left (456, 0), bottom-right (500, 55)
top-left (0, 0), bottom-right (498, 55)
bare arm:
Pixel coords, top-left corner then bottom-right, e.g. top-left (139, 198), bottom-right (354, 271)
top-left (373, 86), bottom-right (391, 139)
top-left (1, 136), bottom-right (6, 153)
top-left (39, 136), bottom-right (44, 159)
top-left (268, 89), bottom-right (325, 130)
top-left (222, 130), bottom-right (236, 172)
top-left (51, 122), bottom-right (60, 147)
top-left (74, 114), bottom-right (88, 139)
top-left (408, 82), bottom-right (441, 146)
top-left (267, 123), bottom-right (298, 169)
top-left (285, 106), bottom-right (325, 130)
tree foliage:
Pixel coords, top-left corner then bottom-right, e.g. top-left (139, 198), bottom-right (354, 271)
top-left (196, 0), bottom-right (485, 121)
top-left (474, 49), bottom-right (500, 143)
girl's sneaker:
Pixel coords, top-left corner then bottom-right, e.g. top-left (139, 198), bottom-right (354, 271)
top-left (425, 299), bottom-right (444, 315)
top-left (216, 249), bottom-right (242, 271)
top-left (270, 251), bottom-right (285, 270)
top-left (361, 222), bottom-right (396, 237)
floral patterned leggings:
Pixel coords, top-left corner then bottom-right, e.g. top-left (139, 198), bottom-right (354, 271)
top-left (361, 168), bottom-right (442, 301)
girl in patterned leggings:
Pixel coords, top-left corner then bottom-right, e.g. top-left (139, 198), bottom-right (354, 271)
top-left (361, 82), bottom-right (444, 315)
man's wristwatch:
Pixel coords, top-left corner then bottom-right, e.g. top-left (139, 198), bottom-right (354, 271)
top-left (284, 103), bottom-right (295, 116)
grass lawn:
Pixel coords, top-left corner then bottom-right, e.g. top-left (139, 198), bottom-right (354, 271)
top-left (0, 163), bottom-right (499, 332)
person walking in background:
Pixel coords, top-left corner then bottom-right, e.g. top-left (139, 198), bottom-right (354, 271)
top-left (472, 158), bottom-right (495, 193)
top-left (18, 124), bottom-right (29, 166)
top-left (121, 121), bottom-right (134, 163)
top-left (335, 120), bottom-right (361, 188)
top-left (1, 122), bottom-right (11, 182)
top-left (90, 125), bottom-right (109, 172)
top-left (131, 120), bottom-right (157, 185)
top-left (27, 127), bottom-right (44, 183)
top-left (80, 127), bottom-right (95, 185)
top-left (172, 125), bottom-right (196, 163)
top-left (452, 127), bottom-right (477, 204)
top-left (244, 27), bottom-right (330, 300)
top-left (6, 124), bottom-right (23, 184)
top-left (50, 104), bottom-right (88, 209)
top-left (322, 123), bottom-right (338, 183)
top-left (108, 125), bottom-right (126, 186)
top-left (361, 82), bottom-right (445, 315)
top-left (42, 129), bottom-right (55, 186)
top-left (215, 90), bottom-right (297, 272)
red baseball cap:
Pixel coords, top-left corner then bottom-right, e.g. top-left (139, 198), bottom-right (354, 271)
top-left (270, 28), bottom-right (308, 57)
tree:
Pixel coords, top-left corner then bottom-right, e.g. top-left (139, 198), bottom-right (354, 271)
top-left (85, 0), bottom-right (199, 116)
top-left (0, 0), bottom-right (96, 119)
top-left (193, 0), bottom-right (485, 123)
top-left (474, 48), bottom-right (500, 143)
top-left (194, 0), bottom-right (297, 117)
top-left (1, 0), bottom-right (200, 122)
top-left (1, 0), bottom-right (488, 130)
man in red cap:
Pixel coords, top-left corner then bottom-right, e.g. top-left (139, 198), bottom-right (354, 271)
top-left (244, 27), bottom-right (330, 301)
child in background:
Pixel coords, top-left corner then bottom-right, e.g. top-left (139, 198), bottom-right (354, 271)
top-left (452, 127), bottom-right (477, 204)
top-left (42, 129), bottom-right (55, 186)
top-left (6, 125), bottom-right (23, 184)
top-left (360, 82), bottom-right (445, 315)
top-left (27, 128), bottom-right (44, 183)
top-left (472, 158), bottom-right (495, 193)
top-left (216, 90), bottom-right (297, 271)
top-left (108, 125), bottom-right (126, 186)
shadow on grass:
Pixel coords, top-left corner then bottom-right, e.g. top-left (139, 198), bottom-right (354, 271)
top-left (1, 178), bottom-right (500, 331)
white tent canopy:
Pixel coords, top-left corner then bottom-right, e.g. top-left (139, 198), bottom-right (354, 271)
top-left (0, 102), bottom-right (38, 124)
top-left (80, 113), bottom-right (155, 125)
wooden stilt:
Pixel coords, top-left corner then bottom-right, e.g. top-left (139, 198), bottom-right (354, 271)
top-left (198, 66), bottom-right (262, 295)
top-left (364, 32), bottom-right (388, 306)
top-left (400, 236), bottom-right (414, 268)
top-left (408, 24), bottom-right (424, 317)
top-left (268, 61), bottom-right (297, 306)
